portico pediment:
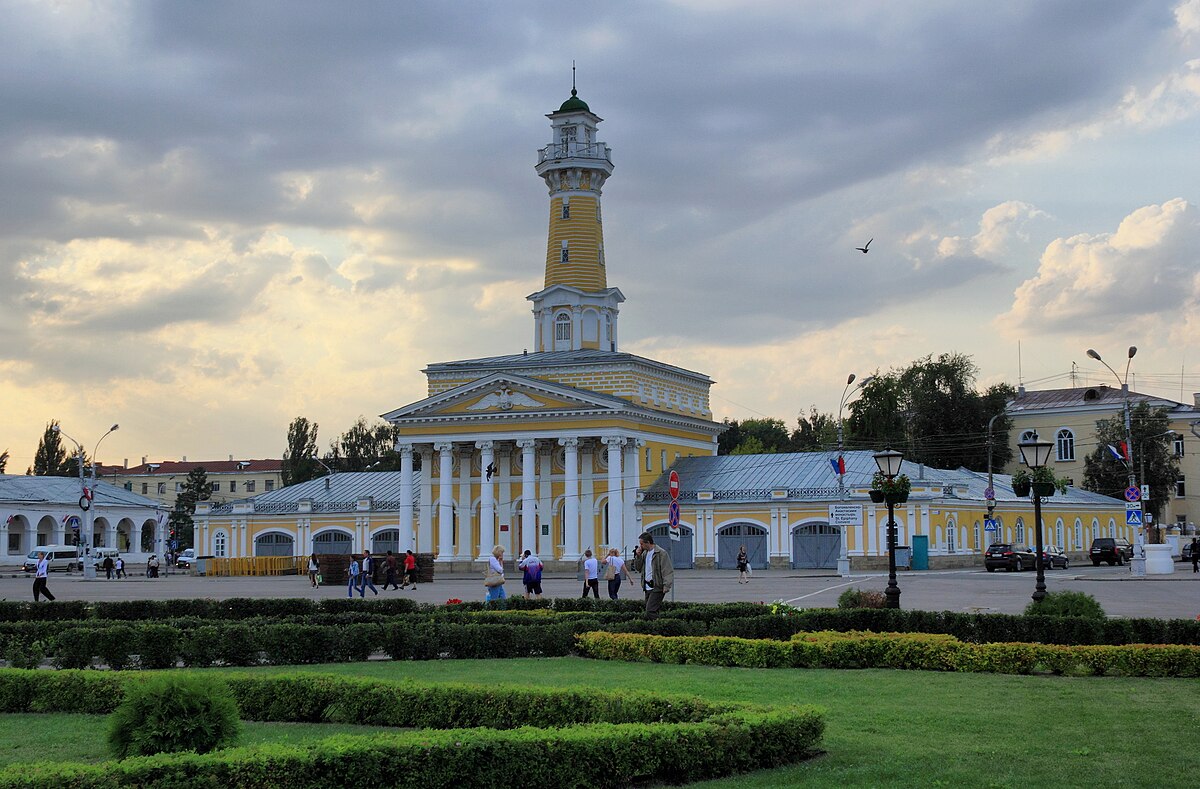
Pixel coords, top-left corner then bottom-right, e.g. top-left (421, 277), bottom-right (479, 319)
top-left (382, 372), bottom-right (630, 423)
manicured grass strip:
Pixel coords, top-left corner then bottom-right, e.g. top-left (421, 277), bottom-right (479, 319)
top-left (576, 630), bottom-right (1200, 677)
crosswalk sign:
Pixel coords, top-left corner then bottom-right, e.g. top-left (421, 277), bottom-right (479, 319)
top-left (984, 518), bottom-right (998, 532)
top-left (1125, 509), bottom-right (1143, 526)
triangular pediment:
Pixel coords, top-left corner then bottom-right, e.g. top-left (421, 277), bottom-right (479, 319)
top-left (381, 372), bottom-right (631, 423)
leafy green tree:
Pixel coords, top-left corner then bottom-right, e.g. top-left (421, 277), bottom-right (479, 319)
top-left (29, 421), bottom-right (71, 476)
top-left (1082, 402), bottom-right (1179, 522)
top-left (325, 417), bottom-right (402, 472)
top-left (790, 406), bottom-right (838, 451)
top-left (0, 449), bottom-right (8, 473)
top-left (730, 435), bottom-right (772, 455)
top-left (281, 417), bottom-right (321, 486)
top-left (717, 418), bottom-right (792, 455)
top-left (167, 467), bottom-right (211, 549)
top-left (846, 353), bottom-right (1014, 472)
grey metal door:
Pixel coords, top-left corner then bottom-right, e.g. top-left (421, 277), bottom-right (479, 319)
top-left (372, 529), bottom-right (400, 555)
top-left (792, 523), bottom-right (840, 569)
top-left (716, 523), bottom-right (768, 569)
top-left (646, 523), bottom-right (694, 569)
top-left (255, 532), bottom-right (295, 557)
top-left (313, 530), bottom-right (353, 556)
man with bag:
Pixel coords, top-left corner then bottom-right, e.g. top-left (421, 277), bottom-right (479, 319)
top-left (629, 531), bottom-right (673, 620)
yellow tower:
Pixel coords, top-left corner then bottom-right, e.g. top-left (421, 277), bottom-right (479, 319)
top-left (529, 83), bottom-right (625, 353)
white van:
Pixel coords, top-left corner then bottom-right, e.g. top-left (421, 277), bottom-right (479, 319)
top-left (91, 547), bottom-right (121, 571)
top-left (22, 545), bottom-right (82, 573)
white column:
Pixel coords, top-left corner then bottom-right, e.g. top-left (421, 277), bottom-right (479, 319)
top-left (603, 437), bottom-right (624, 548)
top-left (398, 444), bottom-right (415, 551)
top-left (418, 447), bottom-right (433, 553)
top-left (456, 448), bottom-right (472, 560)
top-left (560, 438), bottom-right (580, 561)
top-left (497, 446), bottom-right (513, 555)
top-left (435, 442), bottom-right (454, 561)
top-left (571, 306), bottom-right (583, 352)
top-left (476, 441), bottom-right (495, 561)
top-left (518, 439), bottom-right (537, 555)
top-left (581, 443), bottom-right (596, 552)
top-left (623, 439), bottom-right (642, 550)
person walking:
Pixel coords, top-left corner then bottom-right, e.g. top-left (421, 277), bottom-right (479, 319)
top-left (357, 550), bottom-right (378, 597)
top-left (1191, 537), bottom-right (1199, 573)
top-left (519, 549), bottom-right (544, 599)
top-left (102, 554), bottom-right (115, 580)
top-left (115, 556), bottom-right (126, 579)
top-left (383, 550), bottom-right (400, 590)
top-left (307, 553), bottom-right (320, 588)
top-left (602, 547), bottom-right (629, 600)
top-left (32, 551), bottom-right (56, 602)
top-left (147, 554), bottom-right (160, 578)
top-left (629, 531), bottom-right (674, 620)
top-left (581, 549), bottom-right (600, 598)
top-left (736, 545), bottom-right (750, 584)
top-left (346, 555), bottom-right (361, 598)
top-left (484, 545), bottom-right (507, 607)
top-left (400, 549), bottom-right (417, 589)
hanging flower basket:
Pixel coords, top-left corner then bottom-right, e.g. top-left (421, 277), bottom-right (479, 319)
top-left (871, 472), bottom-right (911, 506)
top-left (869, 490), bottom-right (885, 503)
top-left (1012, 479), bottom-right (1031, 497)
top-left (885, 491), bottom-right (909, 505)
top-left (1012, 467), bottom-right (1067, 499)
top-left (1032, 481), bottom-right (1058, 497)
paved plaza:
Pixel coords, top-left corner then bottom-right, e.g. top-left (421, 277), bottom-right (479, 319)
top-left (2, 562), bottom-right (1197, 619)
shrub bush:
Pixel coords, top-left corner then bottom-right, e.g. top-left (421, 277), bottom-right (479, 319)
top-left (1024, 591), bottom-right (1105, 620)
top-left (107, 674), bottom-right (241, 758)
top-left (837, 588), bottom-right (887, 609)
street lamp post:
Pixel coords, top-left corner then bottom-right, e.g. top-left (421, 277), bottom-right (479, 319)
top-left (53, 423), bottom-right (119, 580)
top-left (985, 400), bottom-right (1015, 546)
top-left (836, 374), bottom-right (873, 576)
top-left (1086, 346), bottom-right (1143, 576)
top-left (873, 448), bottom-right (904, 609)
top-left (1018, 431), bottom-right (1054, 604)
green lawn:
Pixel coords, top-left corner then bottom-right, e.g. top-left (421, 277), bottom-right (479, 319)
top-left (4, 658), bottom-right (1197, 787)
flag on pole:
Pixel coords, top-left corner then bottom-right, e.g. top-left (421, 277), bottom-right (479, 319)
top-left (1107, 443), bottom-right (1129, 462)
top-left (829, 456), bottom-right (846, 475)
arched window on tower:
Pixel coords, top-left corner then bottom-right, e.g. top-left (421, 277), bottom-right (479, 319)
top-left (554, 313), bottom-right (572, 350)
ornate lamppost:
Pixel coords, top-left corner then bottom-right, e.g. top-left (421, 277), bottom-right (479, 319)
top-left (872, 448), bottom-right (905, 609)
top-left (1017, 431), bottom-right (1054, 603)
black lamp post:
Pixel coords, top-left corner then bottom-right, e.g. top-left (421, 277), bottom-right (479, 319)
top-left (873, 448), bottom-right (904, 609)
top-left (1018, 431), bottom-right (1054, 604)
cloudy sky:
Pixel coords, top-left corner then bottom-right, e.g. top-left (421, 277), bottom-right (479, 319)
top-left (3, 0), bottom-right (1200, 470)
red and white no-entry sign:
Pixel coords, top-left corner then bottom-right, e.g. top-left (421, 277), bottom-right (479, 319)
top-left (668, 470), bottom-right (679, 500)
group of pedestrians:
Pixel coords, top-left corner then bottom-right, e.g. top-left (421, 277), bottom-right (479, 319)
top-left (304, 550), bottom-right (419, 597)
top-left (100, 555), bottom-right (127, 579)
top-left (580, 548), bottom-right (631, 599)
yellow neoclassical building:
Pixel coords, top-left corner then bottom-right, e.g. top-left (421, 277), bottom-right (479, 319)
top-left (198, 87), bottom-right (1133, 572)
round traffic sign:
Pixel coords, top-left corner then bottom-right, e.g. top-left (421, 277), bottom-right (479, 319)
top-left (1124, 486), bottom-right (1141, 503)
top-left (668, 500), bottom-right (680, 527)
top-left (983, 487), bottom-right (995, 500)
top-left (669, 470), bottom-right (680, 499)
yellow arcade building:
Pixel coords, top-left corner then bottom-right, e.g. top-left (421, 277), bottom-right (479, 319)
top-left (378, 86), bottom-right (724, 569)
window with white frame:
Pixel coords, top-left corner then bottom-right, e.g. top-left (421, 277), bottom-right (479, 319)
top-left (1055, 520), bottom-right (1063, 549)
top-left (1019, 429), bottom-right (1037, 443)
top-left (561, 197), bottom-right (570, 220)
top-left (1176, 476), bottom-right (1186, 497)
top-left (246, 480), bottom-right (256, 493)
top-left (645, 448), bottom-right (651, 472)
top-left (211, 481), bottom-right (220, 492)
top-left (1175, 435), bottom-right (1185, 457)
top-left (214, 531), bottom-right (227, 558)
top-left (1109, 521), bottom-right (1116, 538)
top-left (554, 313), bottom-right (571, 341)
top-left (1074, 520), bottom-right (1083, 550)
top-left (947, 523), bottom-right (956, 553)
top-left (265, 480), bottom-right (274, 491)
top-left (1016, 518), bottom-right (1025, 545)
top-left (1055, 429), bottom-right (1075, 461)
top-left (229, 481), bottom-right (237, 493)
top-left (157, 483), bottom-right (166, 494)
top-left (560, 240), bottom-right (569, 263)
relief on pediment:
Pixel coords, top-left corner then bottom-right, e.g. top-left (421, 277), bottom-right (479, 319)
top-left (465, 387), bottom-right (545, 412)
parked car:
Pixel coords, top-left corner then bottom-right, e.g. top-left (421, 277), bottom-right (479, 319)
top-left (21, 545), bottom-right (81, 573)
top-left (984, 543), bottom-right (1037, 572)
top-left (1038, 546), bottom-right (1070, 569)
top-left (1090, 537), bottom-right (1133, 566)
top-left (175, 548), bottom-right (197, 568)
top-left (90, 548), bottom-right (121, 572)
top-left (1180, 541), bottom-right (1197, 563)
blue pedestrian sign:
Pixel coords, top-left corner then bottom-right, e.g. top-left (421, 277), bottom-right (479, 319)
top-left (1124, 486), bottom-right (1141, 503)
top-left (1125, 509), bottom-right (1143, 526)
top-left (984, 518), bottom-right (998, 532)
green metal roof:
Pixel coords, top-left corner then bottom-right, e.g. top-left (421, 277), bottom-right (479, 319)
top-left (557, 89), bottom-right (589, 113)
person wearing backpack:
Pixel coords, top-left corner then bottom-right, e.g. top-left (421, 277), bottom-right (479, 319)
top-left (519, 549), bottom-right (544, 599)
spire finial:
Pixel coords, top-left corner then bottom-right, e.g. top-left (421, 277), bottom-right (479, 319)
top-left (571, 61), bottom-right (577, 96)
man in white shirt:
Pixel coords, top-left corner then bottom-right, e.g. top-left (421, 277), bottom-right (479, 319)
top-left (33, 551), bottom-right (56, 602)
top-left (581, 549), bottom-right (600, 598)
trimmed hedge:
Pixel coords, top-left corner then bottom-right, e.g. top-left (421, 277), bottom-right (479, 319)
top-left (576, 630), bottom-right (1200, 677)
top-left (0, 670), bottom-right (826, 789)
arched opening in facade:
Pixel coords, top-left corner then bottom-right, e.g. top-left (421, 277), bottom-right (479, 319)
top-left (645, 522), bottom-right (694, 568)
top-left (717, 522), bottom-right (768, 569)
top-left (791, 522), bottom-right (840, 570)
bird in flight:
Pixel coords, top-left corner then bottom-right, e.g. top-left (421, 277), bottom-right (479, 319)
top-left (855, 238), bottom-right (873, 254)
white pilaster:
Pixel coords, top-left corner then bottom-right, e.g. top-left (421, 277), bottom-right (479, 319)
top-left (622, 438), bottom-right (642, 550)
top-left (518, 439), bottom-right (537, 555)
top-left (456, 447), bottom-right (473, 560)
top-left (537, 445), bottom-right (553, 555)
top-left (560, 438), bottom-right (580, 561)
top-left (435, 442), bottom-right (454, 561)
top-left (419, 447), bottom-right (433, 553)
top-left (477, 441), bottom-right (495, 561)
top-left (497, 446), bottom-right (513, 556)
top-left (399, 443), bottom-right (415, 551)
top-left (581, 443), bottom-right (596, 551)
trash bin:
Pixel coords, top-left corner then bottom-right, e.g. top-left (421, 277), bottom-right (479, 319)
top-left (193, 558), bottom-right (207, 576)
top-left (894, 546), bottom-right (911, 569)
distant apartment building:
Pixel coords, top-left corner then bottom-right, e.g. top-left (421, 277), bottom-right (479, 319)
top-left (100, 458), bottom-right (285, 508)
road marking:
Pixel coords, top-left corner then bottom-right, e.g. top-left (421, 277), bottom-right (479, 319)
top-left (783, 578), bottom-right (867, 603)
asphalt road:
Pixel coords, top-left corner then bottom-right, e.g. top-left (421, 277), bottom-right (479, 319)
top-left (3, 562), bottom-right (1198, 619)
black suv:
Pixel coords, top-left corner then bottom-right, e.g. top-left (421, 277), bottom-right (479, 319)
top-left (984, 543), bottom-right (1037, 572)
top-left (1089, 537), bottom-right (1133, 566)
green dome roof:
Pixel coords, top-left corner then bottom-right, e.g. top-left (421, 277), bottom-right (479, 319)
top-left (557, 88), bottom-right (590, 113)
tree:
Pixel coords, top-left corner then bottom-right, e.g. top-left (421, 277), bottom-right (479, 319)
top-left (168, 467), bottom-right (211, 549)
top-left (846, 353), bottom-right (1014, 472)
top-left (1082, 402), bottom-right (1179, 523)
top-left (731, 435), bottom-right (772, 455)
top-left (325, 417), bottom-right (402, 472)
top-left (790, 406), bottom-right (838, 452)
top-left (0, 449), bottom-right (8, 473)
top-left (29, 421), bottom-right (71, 476)
top-left (281, 417), bottom-right (320, 487)
top-left (717, 417), bottom-right (792, 455)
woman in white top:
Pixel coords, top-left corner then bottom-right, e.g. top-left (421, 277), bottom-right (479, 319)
top-left (602, 548), bottom-right (630, 600)
top-left (485, 545), bottom-right (507, 606)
